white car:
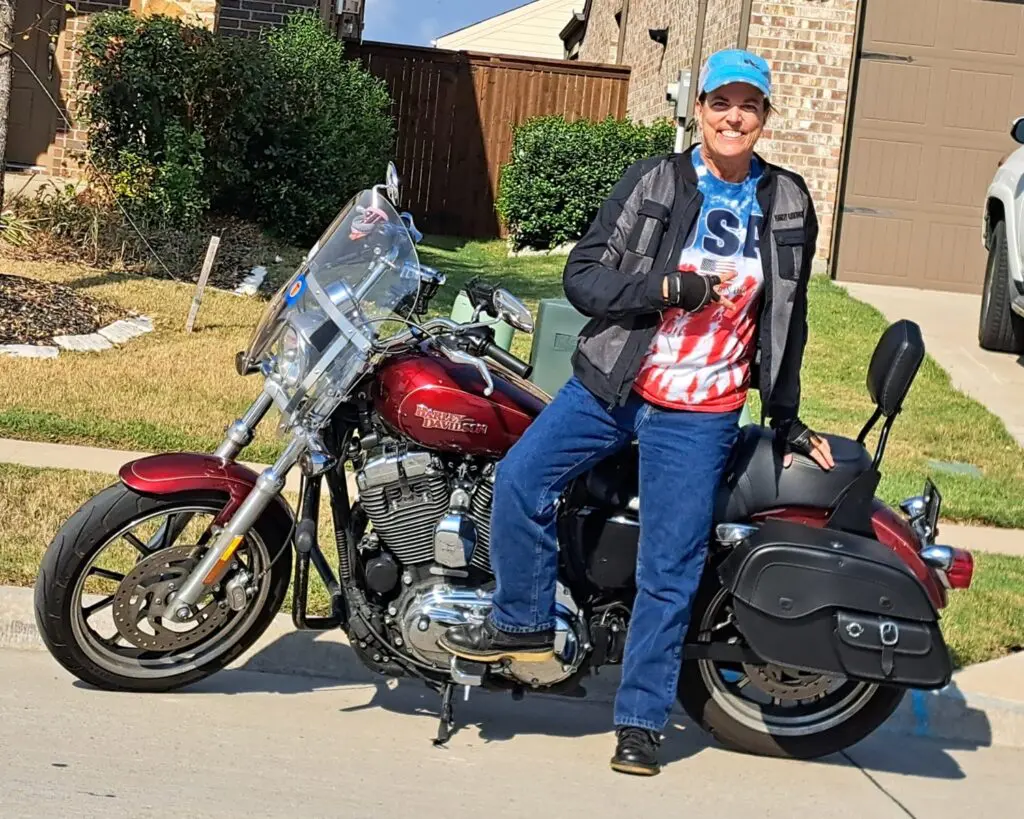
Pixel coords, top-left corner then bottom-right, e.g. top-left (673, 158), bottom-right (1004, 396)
top-left (980, 117), bottom-right (1024, 353)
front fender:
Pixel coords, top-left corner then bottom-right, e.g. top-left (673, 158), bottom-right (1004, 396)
top-left (119, 453), bottom-right (295, 527)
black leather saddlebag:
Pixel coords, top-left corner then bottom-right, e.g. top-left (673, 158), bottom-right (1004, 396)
top-left (718, 520), bottom-right (952, 689)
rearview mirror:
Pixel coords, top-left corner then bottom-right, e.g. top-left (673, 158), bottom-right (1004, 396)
top-left (493, 289), bottom-right (534, 333)
top-left (1012, 117), bottom-right (1024, 145)
top-left (386, 162), bottom-right (401, 205)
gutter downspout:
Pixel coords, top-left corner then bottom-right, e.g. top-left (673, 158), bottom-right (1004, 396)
top-left (681, 0), bottom-right (710, 150)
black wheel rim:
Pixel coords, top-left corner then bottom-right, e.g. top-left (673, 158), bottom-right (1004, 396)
top-left (694, 588), bottom-right (877, 737)
top-left (69, 501), bottom-right (273, 679)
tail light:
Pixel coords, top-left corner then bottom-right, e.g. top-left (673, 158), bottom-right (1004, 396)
top-left (920, 545), bottom-right (974, 590)
top-left (947, 549), bottom-right (974, 589)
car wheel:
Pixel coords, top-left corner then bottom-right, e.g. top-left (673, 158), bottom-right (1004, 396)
top-left (978, 220), bottom-right (1024, 353)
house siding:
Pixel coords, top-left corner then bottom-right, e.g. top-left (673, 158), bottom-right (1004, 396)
top-left (436, 0), bottom-right (584, 60)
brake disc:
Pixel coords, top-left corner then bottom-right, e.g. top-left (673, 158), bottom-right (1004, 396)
top-left (741, 662), bottom-right (835, 701)
top-left (112, 546), bottom-right (230, 651)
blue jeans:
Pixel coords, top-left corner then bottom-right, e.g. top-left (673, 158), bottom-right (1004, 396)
top-left (489, 376), bottom-right (739, 732)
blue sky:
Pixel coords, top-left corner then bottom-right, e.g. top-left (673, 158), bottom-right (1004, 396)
top-left (364, 0), bottom-right (531, 47)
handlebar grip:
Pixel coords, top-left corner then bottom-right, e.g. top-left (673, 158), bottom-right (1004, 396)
top-left (483, 341), bottom-right (532, 380)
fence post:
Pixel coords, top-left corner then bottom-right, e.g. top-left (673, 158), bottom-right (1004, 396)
top-left (185, 236), bottom-right (221, 333)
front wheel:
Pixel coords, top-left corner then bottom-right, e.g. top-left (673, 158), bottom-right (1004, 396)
top-left (678, 584), bottom-right (905, 759)
top-left (34, 484), bottom-right (293, 692)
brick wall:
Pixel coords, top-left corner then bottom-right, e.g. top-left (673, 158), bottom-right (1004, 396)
top-left (748, 0), bottom-right (859, 266)
top-left (217, 0), bottom-right (321, 37)
top-left (703, 0), bottom-right (743, 58)
top-left (51, 0), bottom-right (133, 176)
top-left (578, 0), bottom-right (858, 265)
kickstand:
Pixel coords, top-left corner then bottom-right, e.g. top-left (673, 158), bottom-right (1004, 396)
top-left (433, 682), bottom-right (456, 747)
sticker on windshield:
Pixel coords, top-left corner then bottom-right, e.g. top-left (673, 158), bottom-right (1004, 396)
top-left (285, 275), bottom-right (307, 306)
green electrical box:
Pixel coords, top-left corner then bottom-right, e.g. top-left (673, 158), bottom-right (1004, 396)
top-left (528, 298), bottom-right (590, 396)
top-left (450, 291), bottom-right (515, 350)
top-left (525, 297), bottom-right (756, 427)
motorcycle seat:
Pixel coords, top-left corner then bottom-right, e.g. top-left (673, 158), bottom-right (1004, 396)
top-left (715, 425), bottom-right (871, 521)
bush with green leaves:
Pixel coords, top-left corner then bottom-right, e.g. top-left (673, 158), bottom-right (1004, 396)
top-left (497, 116), bottom-right (675, 250)
top-left (76, 12), bottom-right (394, 243)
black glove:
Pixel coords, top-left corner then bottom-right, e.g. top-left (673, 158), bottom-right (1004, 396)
top-left (663, 271), bottom-right (721, 312)
top-left (782, 418), bottom-right (826, 459)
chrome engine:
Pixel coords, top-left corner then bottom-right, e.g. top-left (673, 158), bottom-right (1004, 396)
top-left (355, 451), bottom-right (589, 687)
top-left (357, 451), bottom-right (495, 573)
top-left (396, 579), bottom-right (589, 687)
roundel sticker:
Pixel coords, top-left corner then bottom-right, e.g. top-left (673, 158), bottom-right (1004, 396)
top-left (285, 275), bottom-right (306, 305)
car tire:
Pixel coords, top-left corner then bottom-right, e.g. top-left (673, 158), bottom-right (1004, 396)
top-left (978, 220), bottom-right (1024, 353)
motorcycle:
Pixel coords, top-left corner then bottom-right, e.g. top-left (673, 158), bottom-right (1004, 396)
top-left (34, 164), bottom-right (974, 759)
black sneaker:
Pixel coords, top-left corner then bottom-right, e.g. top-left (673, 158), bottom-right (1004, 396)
top-left (610, 727), bottom-right (661, 776)
top-left (437, 618), bottom-right (555, 663)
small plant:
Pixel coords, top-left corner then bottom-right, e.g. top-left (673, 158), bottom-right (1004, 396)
top-left (0, 210), bottom-right (35, 247)
top-left (497, 116), bottom-right (675, 250)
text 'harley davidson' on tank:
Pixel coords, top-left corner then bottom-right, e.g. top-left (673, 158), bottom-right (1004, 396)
top-left (34, 163), bottom-right (973, 759)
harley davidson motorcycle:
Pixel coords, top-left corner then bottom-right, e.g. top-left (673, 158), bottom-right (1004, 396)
top-left (35, 165), bottom-right (974, 759)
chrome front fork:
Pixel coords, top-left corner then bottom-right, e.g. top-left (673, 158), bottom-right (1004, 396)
top-left (163, 390), bottom-right (302, 623)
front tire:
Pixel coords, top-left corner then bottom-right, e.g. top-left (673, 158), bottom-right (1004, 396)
top-left (979, 220), bottom-right (1024, 353)
top-left (678, 583), bottom-right (905, 759)
top-left (34, 484), bottom-right (293, 693)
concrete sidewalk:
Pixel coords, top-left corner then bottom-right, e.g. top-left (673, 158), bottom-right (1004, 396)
top-left (840, 282), bottom-right (1024, 448)
top-left (3, 436), bottom-right (1021, 557)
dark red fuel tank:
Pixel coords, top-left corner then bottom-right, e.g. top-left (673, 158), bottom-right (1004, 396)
top-left (373, 348), bottom-right (549, 456)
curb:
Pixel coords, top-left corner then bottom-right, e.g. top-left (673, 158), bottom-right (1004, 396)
top-left (1, 584), bottom-right (1020, 748)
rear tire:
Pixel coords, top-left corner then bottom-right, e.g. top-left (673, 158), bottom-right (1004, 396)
top-left (34, 484), bottom-right (293, 693)
top-left (678, 581), bottom-right (905, 759)
top-left (979, 220), bottom-right (1024, 353)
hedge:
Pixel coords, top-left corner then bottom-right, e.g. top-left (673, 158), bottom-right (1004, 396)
top-left (497, 116), bottom-right (675, 250)
top-left (77, 12), bottom-right (394, 244)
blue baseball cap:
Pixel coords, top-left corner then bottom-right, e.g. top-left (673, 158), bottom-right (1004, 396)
top-left (698, 49), bottom-right (772, 98)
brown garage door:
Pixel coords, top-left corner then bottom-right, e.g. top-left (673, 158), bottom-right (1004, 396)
top-left (836, 0), bottom-right (1024, 293)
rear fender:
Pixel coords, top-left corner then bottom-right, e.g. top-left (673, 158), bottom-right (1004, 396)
top-left (119, 453), bottom-right (296, 528)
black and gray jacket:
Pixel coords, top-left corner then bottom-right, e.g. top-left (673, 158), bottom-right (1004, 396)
top-left (563, 145), bottom-right (818, 428)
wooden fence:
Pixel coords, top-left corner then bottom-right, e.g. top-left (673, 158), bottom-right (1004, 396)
top-left (347, 42), bottom-right (631, 238)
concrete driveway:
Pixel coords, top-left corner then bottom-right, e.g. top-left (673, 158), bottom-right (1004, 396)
top-left (2, 648), bottom-right (1021, 818)
top-left (841, 283), bottom-right (1024, 448)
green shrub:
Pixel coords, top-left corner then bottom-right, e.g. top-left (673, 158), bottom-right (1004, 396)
top-left (77, 13), bottom-right (209, 229)
top-left (497, 116), bottom-right (675, 250)
top-left (76, 11), bottom-right (394, 242)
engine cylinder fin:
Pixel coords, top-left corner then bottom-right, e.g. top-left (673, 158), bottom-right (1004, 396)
top-left (468, 474), bottom-right (495, 572)
top-left (360, 474), bottom-right (450, 567)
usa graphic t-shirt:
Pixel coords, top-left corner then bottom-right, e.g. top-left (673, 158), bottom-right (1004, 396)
top-left (633, 150), bottom-right (765, 412)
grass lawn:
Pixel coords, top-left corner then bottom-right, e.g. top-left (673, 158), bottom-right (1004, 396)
top-left (0, 462), bottom-right (1019, 668)
top-left (0, 239), bottom-right (1022, 526)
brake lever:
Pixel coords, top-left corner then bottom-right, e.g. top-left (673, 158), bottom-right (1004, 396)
top-left (436, 338), bottom-right (494, 396)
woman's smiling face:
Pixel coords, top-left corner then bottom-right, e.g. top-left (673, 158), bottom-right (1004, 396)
top-left (696, 82), bottom-right (768, 167)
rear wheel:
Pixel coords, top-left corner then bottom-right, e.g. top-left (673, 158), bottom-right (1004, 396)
top-left (678, 583), bottom-right (905, 759)
top-left (979, 220), bottom-right (1024, 353)
top-left (34, 484), bottom-right (292, 692)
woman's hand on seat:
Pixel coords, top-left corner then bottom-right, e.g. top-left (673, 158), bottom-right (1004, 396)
top-left (782, 419), bottom-right (835, 471)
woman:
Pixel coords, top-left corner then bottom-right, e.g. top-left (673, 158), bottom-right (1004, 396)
top-left (440, 49), bottom-right (834, 776)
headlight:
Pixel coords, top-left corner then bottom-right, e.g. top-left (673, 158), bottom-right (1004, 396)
top-left (277, 326), bottom-right (311, 388)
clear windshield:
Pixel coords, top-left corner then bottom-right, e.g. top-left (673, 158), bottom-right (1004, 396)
top-left (243, 189), bottom-right (420, 421)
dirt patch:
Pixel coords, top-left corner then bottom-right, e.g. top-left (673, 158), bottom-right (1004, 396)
top-left (0, 273), bottom-right (124, 345)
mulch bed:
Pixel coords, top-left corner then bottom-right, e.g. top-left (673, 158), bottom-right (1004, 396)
top-left (0, 273), bottom-right (125, 345)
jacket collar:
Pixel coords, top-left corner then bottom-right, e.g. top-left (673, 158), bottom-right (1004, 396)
top-left (676, 145), bottom-right (776, 188)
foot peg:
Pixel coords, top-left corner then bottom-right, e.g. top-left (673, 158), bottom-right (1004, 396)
top-left (450, 656), bottom-right (487, 687)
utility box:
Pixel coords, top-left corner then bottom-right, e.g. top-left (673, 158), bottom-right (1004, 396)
top-left (528, 298), bottom-right (589, 396)
top-left (450, 291), bottom-right (515, 350)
